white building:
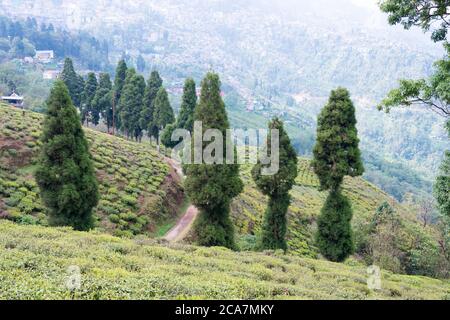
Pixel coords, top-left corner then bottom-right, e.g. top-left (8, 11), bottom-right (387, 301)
top-left (34, 50), bottom-right (55, 63)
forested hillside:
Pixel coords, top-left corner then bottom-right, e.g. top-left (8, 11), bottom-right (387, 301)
top-left (0, 0), bottom-right (444, 202)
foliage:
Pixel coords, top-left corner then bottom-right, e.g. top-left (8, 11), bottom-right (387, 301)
top-left (81, 72), bottom-right (97, 125)
top-left (118, 69), bottom-right (145, 140)
top-left (379, 0), bottom-right (450, 42)
top-left (92, 73), bottom-right (113, 130)
top-left (315, 191), bottom-right (354, 262)
top-left (378, 43), bottom-right (450, 117)
top-left (177, 78), bottom-right (197, 132)
top-left (60, 58), bottom-right (84, 109)
top-left (434, 150), bottom-right (450, 219)
top-left (185, 73), bottom-right (243, 249)
top-left (152, 87), bottom-right (175, 138)
top-left (252, 118), bottom-right (298, 251)
top-left (312, 88), bottom-right (364, 191)
top-left (162, 78), bottom-right (197, 148)
top-left (34, 81), bottom-right (99, 230)
top-left (141, 71), bottom-right (163, 139)
top-left (0, 15), bottom-right (109, 69)
top-left (112, 60), bottom-right (127, 131)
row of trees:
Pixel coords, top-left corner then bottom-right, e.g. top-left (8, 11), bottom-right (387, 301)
top-left (60, 58), bottom-right (175, 142)
top-left (39, 63), bottom-right (364, 264)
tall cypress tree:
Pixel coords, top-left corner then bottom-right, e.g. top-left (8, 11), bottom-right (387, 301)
top-left (113, 60), bottom-right (128, 132)
top-left (161, 78), bottom-right (197, 148)
top-left (35, 81), bottom-right (99, 231)
top-left (119, 69), bottom-right (145, 140)
top-left (81, 72), bottom-right (97, 125)
top-left (92, 73), bottom-right (113, 129)
top-left (252, 118), bottom-right (298, 251)
top-left (184, 72), bottom-right (243, 249)
top-left (140, 71), bottom-right (163, 139)
top-left (312, 87), bottom-right (364, 262)
top-left (177, 78), bottom-right (197, 132)
top-left (60, 57), bottom-right (83, 110)
top-left (153, 87), bottom-right (175, 140)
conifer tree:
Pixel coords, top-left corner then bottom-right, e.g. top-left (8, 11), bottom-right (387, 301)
top-left (113, 60), bottom-right (128, 132)
top-left (81, 72), bottom-right (97, 125)
top-left (177, 78), bottom-right (197, 132)
top-left (92, 73), bottom-right (113, 129)
top-left (312, 88), bottom-right (364, 262)
top-left (312, 88), bottom-right (364, 191)
top-left (153, 87), bottom-right (175, 141)
top-left (184, 72), bottom-right (243, 249)
top-left (161, 78), bottom-right (196, 148)
top-left (60, 57), bottom-right (83, 110)
top-left (140, 71), bottom-right (163, 139)
top-left (119, 69), bottom-right (145, 140)
top-left (252, 118), bottom-right (298, 251)
top-left (35, 81), bottom-right (99, 231)
top-left (316, 190), bottom-right (354, 262)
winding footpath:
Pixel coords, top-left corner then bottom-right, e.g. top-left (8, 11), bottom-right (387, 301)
top-left (162, 157), bottom-right (199, 243)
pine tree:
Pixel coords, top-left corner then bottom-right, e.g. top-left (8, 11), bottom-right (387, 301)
top-left (252, 118), bottom-right (298, 251)
top-left (60, 58), bottom-right (83, 110)
top-left (153, 87), bottom-right (175, 140)
top-left (92, 73), bottom-right (113, 129)
top-left (184, 72), bottom-right (243, 249)
top-left (140, 71), bottom-right (163, 139)
top-left (161, 78), bottom-right (196, 148)
top-left (119, 69), bottom-right (145, 140)
top-left (313, 88), bottom-right (364, 262)
top-left (113, 60), bottom-right (128, 132)
top-left (81, 72), bottom-right (97, 125)
top-left (35, 81), bottom-right (99, 231)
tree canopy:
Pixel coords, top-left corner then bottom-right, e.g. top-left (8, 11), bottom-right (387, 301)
top-left (35, 81), bottom-right (99, 231)
top-left (312, 87), bottom-right (364, 191)
top-left (379, 0), bottom-right (450, 42)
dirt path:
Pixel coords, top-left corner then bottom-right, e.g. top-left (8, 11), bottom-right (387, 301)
top-left (162, 157), bottom-right (199, 243)
top-left (163, 205), bottom-right (198, 242)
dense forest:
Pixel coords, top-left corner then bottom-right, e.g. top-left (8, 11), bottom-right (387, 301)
top-left (0, 16), bottom-right (109, 69)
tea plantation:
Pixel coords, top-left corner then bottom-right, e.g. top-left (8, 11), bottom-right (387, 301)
top-left (0, 220), bottom-right (449, 299)
top-left (0, 104), bottom-right (182, 237)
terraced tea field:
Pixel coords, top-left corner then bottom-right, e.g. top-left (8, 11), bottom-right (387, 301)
top-left (0, 104), bottom-right (183, 237)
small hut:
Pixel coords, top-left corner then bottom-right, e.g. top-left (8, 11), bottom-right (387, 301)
top-left (1, 92), bottom-right (24, 108)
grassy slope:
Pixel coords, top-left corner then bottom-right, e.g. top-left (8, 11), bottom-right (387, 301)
top-left (0, 220), bottom-right (449, 300)
top-left (0, 103), bottom-right (183, 237)
top-left (232, 160), bottom-right (439, 258)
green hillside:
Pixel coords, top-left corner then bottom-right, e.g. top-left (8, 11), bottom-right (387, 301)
top-left (0, 103), bottom-right (446, 278)
top-left (0, 103), bottom-right (183, 237)
top-left (231, 161), bottom-right (445, 277)
top-left (0, 220), bottom-right (448, 299)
